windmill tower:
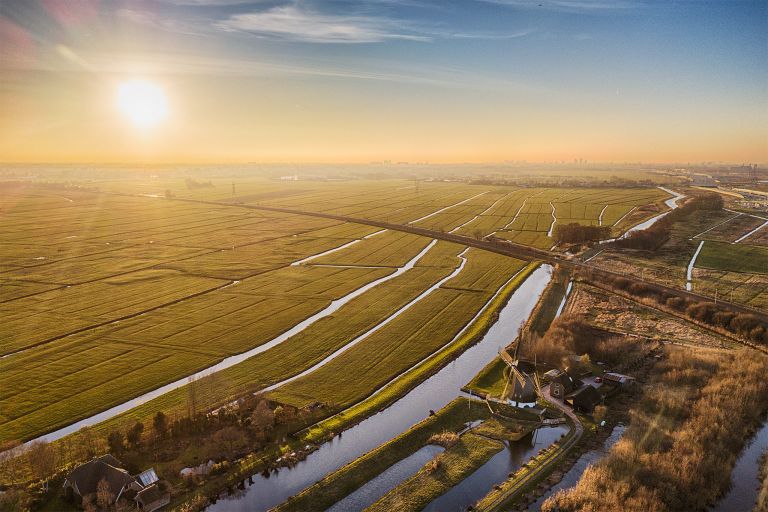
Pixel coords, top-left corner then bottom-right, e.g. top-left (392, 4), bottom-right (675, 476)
top-left (499, 341), bottom-right (539, 405)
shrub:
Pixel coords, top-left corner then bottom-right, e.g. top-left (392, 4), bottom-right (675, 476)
top-left (427, 431), bottom-right (459, 448)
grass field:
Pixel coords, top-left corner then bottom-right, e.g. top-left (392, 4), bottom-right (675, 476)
top-left (267, 248), bottom-right (529, 409)
top-left (590, 204), bottom-right (768, 312)
top-left (696, 241), bottom-right (768, 274)
top-left (0, 179), bottom-right (672, 444)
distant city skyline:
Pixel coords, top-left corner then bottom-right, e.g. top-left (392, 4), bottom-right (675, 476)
top-left (1, 0), bottom-right (766, 164)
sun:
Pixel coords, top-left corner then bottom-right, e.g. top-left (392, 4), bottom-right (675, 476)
top-left (117, 80), bottom-right (168, 128)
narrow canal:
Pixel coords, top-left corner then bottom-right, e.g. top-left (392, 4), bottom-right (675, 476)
top-left (423, 425), bottom-right (569, 512)
top-left (528, 424), bottom-right (626, 510)
top-left (710, 420), bottom-right (768, 512)
top-left (206, 264), bottom-right (554, 511)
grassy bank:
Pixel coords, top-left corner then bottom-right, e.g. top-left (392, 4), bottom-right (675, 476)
top-left (276, 398), bottom-right (494, 512)
top-left (526, 266), bottom-right (571, 336)
top-left (367, 432), bottom-right (504, 512)
top-left (298, 261), bottom-right (540, 444)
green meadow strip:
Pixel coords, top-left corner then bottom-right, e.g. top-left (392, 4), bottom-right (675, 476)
top-left (299, 261), bottom-right (540, 444)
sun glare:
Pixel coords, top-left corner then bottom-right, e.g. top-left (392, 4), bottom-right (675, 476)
top-left (117, 80), bottom-right (168, 128)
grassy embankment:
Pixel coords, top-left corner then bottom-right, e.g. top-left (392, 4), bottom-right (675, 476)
top-left (296, 261), bottom-right (540, 444)
top-left (276, 398), bottom-right (522, 512)
top-left (277, 398), bottom-right (538, 512)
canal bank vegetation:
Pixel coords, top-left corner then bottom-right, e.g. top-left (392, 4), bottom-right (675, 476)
top-left (759, 450), bottom-right (768, 512)
top-left (275, 398), bottom-right (499, 512)
top-left (582, 270), bottom-right (768, 346)
top-left (366, 431), bottom-right (503, 512)
top-left (613, 192), bottom-right (723, 251)
top-left (529, 315), bottom-right (652, 369)
top-left (297, 262), bottom-right (539, 445)
top-left (543, 345), bottom-right (768, 511)
top-left (526, 266), bottom-right (571, 337)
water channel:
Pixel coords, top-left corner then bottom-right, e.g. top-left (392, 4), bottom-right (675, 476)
top-left (207, 264), bottom-right (554, 511)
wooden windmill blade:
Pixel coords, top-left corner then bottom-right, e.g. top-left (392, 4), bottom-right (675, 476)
top-left (500, 366), bottom-right (512, 401)
top-left (533, 371), bottom-right (543, 398)
top-left (509, 364), bottom-right (528, 389)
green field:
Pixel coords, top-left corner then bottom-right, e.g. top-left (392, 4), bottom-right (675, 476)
top-left (0, 179), bottom-right (672, 443)
top-left (697, 241), bottom-right (768, 274)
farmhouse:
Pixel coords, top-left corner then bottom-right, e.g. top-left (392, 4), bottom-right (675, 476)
top-left (565, 385), bottom-right (603, 413)
top-left (63, 455), bottom-right (169, 510)
top-left (548, 369), bottom-right (582, 399)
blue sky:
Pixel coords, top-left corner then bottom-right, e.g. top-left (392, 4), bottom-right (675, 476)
top-left (1, 0), bottom-right (766, 163)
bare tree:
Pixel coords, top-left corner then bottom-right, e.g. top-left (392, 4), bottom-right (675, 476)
top-left (96, 478), bottom-right (115, 509)
top-left (212, 426), bottom-right (247, 460)
top-left (27, 440), bottom-right (57, 485)
top-left (78, 426), bottom-right (98, 460)
top-left (187, 375), bottom-right (198, 418)
top-left (250, 399), bottom-right (275, 433)
top-left (0, 444), bottom-right (24, 485)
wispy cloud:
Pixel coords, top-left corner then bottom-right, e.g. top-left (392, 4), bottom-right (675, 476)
top-left (480, 0), bottom-right (641, 11)
top-left (214, 4), bottom-right (534, 43)
top-left (216, 5), bottom-right (428, 43)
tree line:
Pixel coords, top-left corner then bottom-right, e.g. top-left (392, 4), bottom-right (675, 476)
top-left (614, 193), bottom-right (724, 251)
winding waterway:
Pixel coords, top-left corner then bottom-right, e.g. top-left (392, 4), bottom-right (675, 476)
top-left (528, 424), bottom-right (626, 510)
top-left (423, 425), bottom-right (569, 512)
top-left (207, 264), bottom-right (554, 511)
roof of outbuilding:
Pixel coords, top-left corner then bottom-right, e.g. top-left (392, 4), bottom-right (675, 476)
top-left (136, 483), bottom-right (165, 505)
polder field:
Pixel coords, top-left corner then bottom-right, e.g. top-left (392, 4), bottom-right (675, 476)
top-left (588, 201), bottom-right (768, 311)
top-left (0, 175), bottom-right (675, 444)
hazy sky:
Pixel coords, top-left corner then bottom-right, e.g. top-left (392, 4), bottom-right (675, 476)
top-left (1, 0), bottom-right (766, 164)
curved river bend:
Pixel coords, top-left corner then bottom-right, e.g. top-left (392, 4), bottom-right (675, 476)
top-left (207, 264), bottom-right (554, 512)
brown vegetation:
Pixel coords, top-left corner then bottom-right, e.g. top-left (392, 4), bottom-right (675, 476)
top-left (554, 223), bottom-right (611, 244)
top-left (615, 193), bottom-right (723, 251)
top-left (543, 346), bottom-right (768, 511)
top-left (427, 431), bottom-right (459, 448)
top-left (594, 273), bottom-right (768, 344)
top-left (528, 315), bottom-right (648, 368)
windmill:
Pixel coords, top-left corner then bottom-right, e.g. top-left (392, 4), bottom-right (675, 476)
top-left (499, 341), bottom-right (540, 405)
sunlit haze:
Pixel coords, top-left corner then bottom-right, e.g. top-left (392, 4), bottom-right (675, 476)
top-left (0, 0), bottom-right (766, 164)
top-left (117, 80), bottom-right (169, 129)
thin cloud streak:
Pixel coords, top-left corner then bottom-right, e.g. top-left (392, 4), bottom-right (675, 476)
top-left (480, 0), bottom-right (642, 11)
top-left (214, 4), bottom-right (534, 43)
top-left (82, 50), bottom-right (541, 93)
top-left (216, 5), bottom-right (428, 43)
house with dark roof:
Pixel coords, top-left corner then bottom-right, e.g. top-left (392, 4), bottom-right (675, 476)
top-left (63, 455), bottom-right (141, 506)
top-left (549, 370), bottom-right (582, 400)
top-left (565, 385), bottom-right (603, 413)
top-left (63, 455), bottom-right (169, 510)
